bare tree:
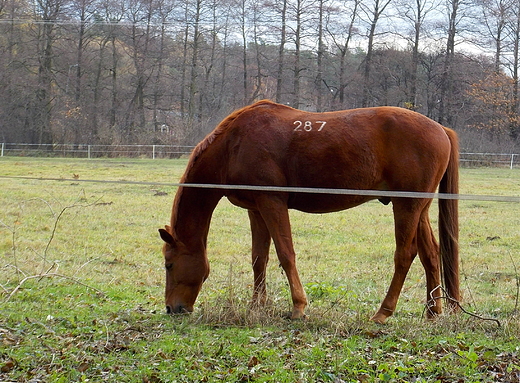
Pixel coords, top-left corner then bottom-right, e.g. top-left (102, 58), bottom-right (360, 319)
top-left (326, 0), bottom-right (360, 108)
top-left (273, 0), bottom-right (288, 103)
top-left (395, 0), bottom-right (440, 108)
top-left (476, 0), bottom-right (516, 73)
top-left (360, 0), bottom-right (392, 107)
top-left (437, 0), bottom-right (474, 126)
top-left (238, 0), bottom-right (250, 104)
top-left (215, 0), bottom-right (234, 111)
top-left (510, 0), bottom-right (520, 138)
top-left (288, 0), bottom-right (311, 108)
top-left (59, 0), bottom-right (99, 144)
top-left (315, 0), bottom-right (326, 111)
top-left (151, 0), bottom-right (175, 133)
top-left (0, 0), bottom-right (33, 142)
top-left (249, 0), bottom-right (266, 103)
top-left (33, 0), bottom-right (65, 144)
top-left (188, 0), bottom-right (203, 121)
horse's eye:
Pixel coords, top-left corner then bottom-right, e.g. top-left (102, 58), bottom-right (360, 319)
top-left (165, 263), bottom-right (173, 270)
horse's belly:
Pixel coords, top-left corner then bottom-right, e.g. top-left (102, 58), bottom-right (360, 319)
top-left (288, 193), bottom-right (374, 213)
top-left (226, 190), bottom-right (376, 213)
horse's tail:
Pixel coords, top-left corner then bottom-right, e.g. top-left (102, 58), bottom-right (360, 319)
top-left (439, 127), bottom-right (460, 310)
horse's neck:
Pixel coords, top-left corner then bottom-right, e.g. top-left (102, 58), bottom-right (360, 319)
top-left (172, 187), bottom-right (222, 250)
top-left (173, 139), bottom-right (226, 250)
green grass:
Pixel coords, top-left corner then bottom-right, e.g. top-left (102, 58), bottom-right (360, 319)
top-left (1, 157), bottom-right (520, 382)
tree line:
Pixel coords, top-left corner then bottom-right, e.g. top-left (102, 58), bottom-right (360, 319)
top-left (0, 0), bottom-right (519, 151)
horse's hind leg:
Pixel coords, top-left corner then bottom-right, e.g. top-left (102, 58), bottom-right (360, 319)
top-left (248, 210), bottom-right (271, 306)
top-left (416, 205), bottom-right (442, 318)
top-left (371, 199), bottom-right (424, 324)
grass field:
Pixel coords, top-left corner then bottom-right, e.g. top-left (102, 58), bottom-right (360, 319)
top-left (1, 157), bottom-right (520, 382)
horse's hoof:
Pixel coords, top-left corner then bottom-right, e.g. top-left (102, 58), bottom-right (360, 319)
top-left (284, 311), bottom-right (307, 320)
top-left (370, 313), bottom-right (388, 324)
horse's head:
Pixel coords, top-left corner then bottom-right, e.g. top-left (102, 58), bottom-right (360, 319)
top-left (158, 226), bottom-right (209, 314)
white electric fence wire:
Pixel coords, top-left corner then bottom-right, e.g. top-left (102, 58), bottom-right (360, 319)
top-left (1, 175), bottom-right (518, 203)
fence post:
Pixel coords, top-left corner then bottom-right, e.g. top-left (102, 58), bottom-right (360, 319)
top-left (1, 143), bottom-right (4, 157)
top-left (152, 145), bottom-right (156, 160)
top-left (511, 154), bottom-right (516, 170)
top-left (88, 145), bottom-right (91, 159)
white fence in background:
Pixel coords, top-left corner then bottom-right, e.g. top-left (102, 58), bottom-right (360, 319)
top-left (459, 152), bottom-right (518, 169)
top-left (0, 143), bottom-right (518, 169)
top-left (0, 143), bottom-right (195, 159)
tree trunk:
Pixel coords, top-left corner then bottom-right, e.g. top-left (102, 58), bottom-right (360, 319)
top-left (292, 0), bottom-right (302, 108)
top-left (276, 0), bottom-right (288, 103)
top-left (338, 0), bottom-right (359, 107)
top-left (188, 0), bottom-right (202, 121)
top-left (316, 0), bottom-right (325, 111)
top-left (510, 1), bottom-right (520, 139)
top-left (438, 0), bottom-right (458, 125)
top-left (362, 0), bottom-right (392, 108)
top-left (153, 22), bottom-right (167, 133)
top-left (35, 0), bottom-right (60, 144)
top-left (240, 0), bottom-right (249, 105)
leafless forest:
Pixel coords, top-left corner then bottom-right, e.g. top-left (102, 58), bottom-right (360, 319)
top-left (0, 0), bottom-right (519, 151)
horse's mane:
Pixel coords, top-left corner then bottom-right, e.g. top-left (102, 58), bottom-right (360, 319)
top-left (180, 100), bottom-right (277, 182)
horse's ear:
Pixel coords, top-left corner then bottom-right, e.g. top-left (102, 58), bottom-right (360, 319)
top-left (159, 227), bottom-right (176, 245)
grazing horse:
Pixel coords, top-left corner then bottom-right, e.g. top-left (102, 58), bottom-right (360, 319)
top-left (159, 100), bottom-right (460, 323)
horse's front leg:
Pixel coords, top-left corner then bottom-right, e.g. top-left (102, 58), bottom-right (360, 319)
top-left (248, 210), bottom-right (271, 306)
top-left (256, 196), bottom-right (307, 319)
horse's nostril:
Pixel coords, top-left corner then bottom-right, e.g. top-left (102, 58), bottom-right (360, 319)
top-left (173, 305), bottom-right (185, 314)
top-left (166, 305), bottom-right (172, 315)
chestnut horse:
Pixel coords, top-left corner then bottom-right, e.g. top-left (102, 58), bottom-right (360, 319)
top-left (159, 100), bottom-right (459, 323)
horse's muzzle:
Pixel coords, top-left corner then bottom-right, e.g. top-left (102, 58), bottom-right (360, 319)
top-left (166, 304), bottom-right (192, 315)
